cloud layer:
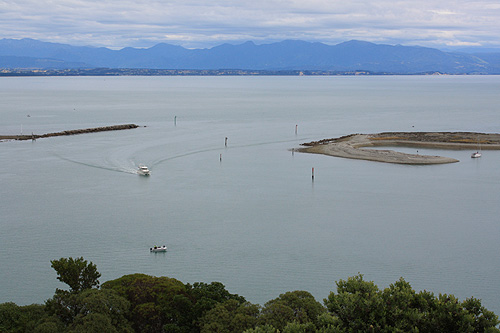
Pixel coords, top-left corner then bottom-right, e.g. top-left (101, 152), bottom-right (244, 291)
top-left (1, 0), bottom-right (499, 49)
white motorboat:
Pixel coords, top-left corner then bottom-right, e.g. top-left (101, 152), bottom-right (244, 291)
top-left (150, 245), bottom-right (167, 252)
top-left (138, 165), bottom-right (150, 176)
top-left (471, 138), bottom-right (482, 158)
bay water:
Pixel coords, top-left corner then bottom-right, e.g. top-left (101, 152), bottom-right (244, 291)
top-left (1, 75), bottom-right (499, 315)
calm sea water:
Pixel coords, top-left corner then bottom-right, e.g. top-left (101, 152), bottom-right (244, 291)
top-left (1, 76), bottom-right (499, 314)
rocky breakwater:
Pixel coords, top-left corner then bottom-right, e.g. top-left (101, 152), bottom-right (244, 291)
top-left (297, 132), bottom-right (500, 165)
top-left (0, 124), bottom-right (139, 141)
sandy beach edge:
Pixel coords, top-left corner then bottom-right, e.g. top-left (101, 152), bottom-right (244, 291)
top-left (296, 132), bottom-right (500, 165)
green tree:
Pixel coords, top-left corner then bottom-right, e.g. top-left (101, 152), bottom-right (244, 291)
top-left (50, 257), bottom-right (101, 293)
top-left (282, 321), bottom-right (317, 333)
top-left (73, 289), bottom-right (132, 332)
top-left (43, 257), bottom-right (133, 332)
top-left (45, 290), bottom-right (81, 325)
top-left (0, 302), bottom-right (48, 332)
top-left (70, 313), bottom-right (118, 333)
top-left (324, 275), bottom-right (500, 333)
top-left (102, 273), bottom-right (189, 332)
top-left (243, 324), bottom-right (277, 333)
top-left (324, 274), bottom-right (384, 331)
top-left (380, 277), bottom-right (424, 331)
top-left (44, 288), bottom-right (132, 332)
top-left (260, 291), bottom-right (326, 331)
top-left (102, 275), bottom-right (249, 332)
top-left (416, 292), bottom-right (500, 333)
top-left (4, 261), bottom-right (500, 333)
top-left (260, 302), bottom-right (295, 331)
top-left (186, 281), bottom-right (247, 330)
top-left (315, 313), bottom-right (342, 333)
top-left (462, 297), bottom-right (500, 332)
top-left (33, 317), bottom-right (65, 333)
top-left (187, 281), bottom-right (246, 317)
top-left (199, 299), bottom-right (260, 333)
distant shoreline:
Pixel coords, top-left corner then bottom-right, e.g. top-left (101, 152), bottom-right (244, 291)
top-left (297, 132), bottom-right (500, 164)
top-left (0, 68), bottom-right (467, 77)
top-left (0, 124), bottom-right (139, 141)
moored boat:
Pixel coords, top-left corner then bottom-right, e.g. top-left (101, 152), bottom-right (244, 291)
top-left (150, 245), bottom-right (167, 252)
top-left (471, 138), bottom-right (482, 158)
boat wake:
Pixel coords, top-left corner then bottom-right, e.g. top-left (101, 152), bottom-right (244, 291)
top-left (52, 136), bottom-right (304, 174)
top-left (54, 153), bottom-right (142, 175)
top-left (151, 137), bottom-right (306, 167)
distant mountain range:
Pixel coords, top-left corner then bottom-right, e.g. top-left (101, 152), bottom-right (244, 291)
top-left (1, 38), bottom-right (500, 74)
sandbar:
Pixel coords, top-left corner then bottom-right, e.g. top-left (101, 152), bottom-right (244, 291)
top-left (297, 132), bottom-right (500, 165)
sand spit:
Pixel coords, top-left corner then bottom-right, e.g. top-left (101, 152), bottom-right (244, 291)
top-left (0, 124), bottom-right (139, 141)
top-left (298, 132), bottom-right (500, 165)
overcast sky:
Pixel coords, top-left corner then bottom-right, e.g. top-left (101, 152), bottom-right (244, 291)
top-left (1, 0), bottom-right (499, 49)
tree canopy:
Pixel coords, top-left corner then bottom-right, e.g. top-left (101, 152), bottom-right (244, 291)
top-left (324, 274), bottom-right (500, 333)
top-left (50, 257), bottom-right (101, 293)
top-left (260, 290), bottom-right (326, 331)
top-left (1, 259), bottom-right (499, 333)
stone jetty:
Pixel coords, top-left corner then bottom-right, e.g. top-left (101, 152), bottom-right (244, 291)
top-left (0, 124), bottom-right (139, 141)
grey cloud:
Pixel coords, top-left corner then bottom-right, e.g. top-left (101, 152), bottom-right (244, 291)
top-left (0, 0), bottom-right (499, 48)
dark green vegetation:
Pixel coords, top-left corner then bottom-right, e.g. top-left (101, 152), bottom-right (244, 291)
top-left (1, 258), bottom-right (499, 332)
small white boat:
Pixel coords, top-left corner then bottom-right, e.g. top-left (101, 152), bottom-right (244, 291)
top-left (150, 245), bottom-right (167, 252)
top-left (471, 137), bottom-right (482, 158)
top-left (138, 165), bottom-right (150, 176)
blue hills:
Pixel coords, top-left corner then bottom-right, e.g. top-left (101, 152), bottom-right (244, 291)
top-left (1, 38), bottom-right (499, 74)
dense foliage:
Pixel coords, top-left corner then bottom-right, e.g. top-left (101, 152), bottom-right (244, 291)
top-left (1, 258), bottom-right (498, 332)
